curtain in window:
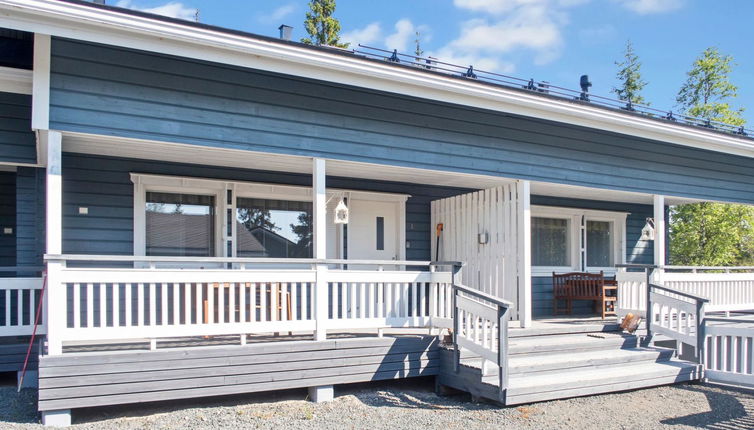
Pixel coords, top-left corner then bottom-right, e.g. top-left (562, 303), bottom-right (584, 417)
top-left (145, 192), bottom-right (215, 256)
top-left (586, 220), bottom-right (612, 267)
top-left (532, 217), bottom-right (570, 266)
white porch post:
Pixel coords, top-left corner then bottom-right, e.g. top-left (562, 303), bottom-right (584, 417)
top-left (653, 195), bottom-right (666, 266)
top-left (45, 131), bottom-right (63, 356)
top-left (516, 180), bottom-right (532, 328)
top-left (313, 158), bottom-right (328, 341)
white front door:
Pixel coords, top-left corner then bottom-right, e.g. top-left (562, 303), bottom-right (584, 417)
top-left (347, 199), bottom-right (401, 263)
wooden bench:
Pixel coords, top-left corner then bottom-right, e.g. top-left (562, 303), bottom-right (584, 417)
top-left (553, 271), bottom-right (617, 319)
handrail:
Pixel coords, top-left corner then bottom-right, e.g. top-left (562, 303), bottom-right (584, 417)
top-left (648, 282), bottom-right (708, 365)
top-left (44, 254), bottom-right (462, 268)
top-left (650, 283), bottom-right (711, 303)
top-left (615, 263), bottom-right (659, 270)
top-left (454, 283), bottom-right (513, 309)
top-left (451, 282), bottom-right (510, 401)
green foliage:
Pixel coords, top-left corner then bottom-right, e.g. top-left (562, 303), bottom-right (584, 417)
top-left (669, 202), bottom-right (754, 266)
top-left (301, 0), bottom-right (348, 48)
top-left (612, 40), bottom-right (648, 107)
top-left (676, 47), bottom-right (745, 126)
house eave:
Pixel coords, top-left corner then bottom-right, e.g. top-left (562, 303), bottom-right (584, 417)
top-left (2, 0), bottom-right (754, 158)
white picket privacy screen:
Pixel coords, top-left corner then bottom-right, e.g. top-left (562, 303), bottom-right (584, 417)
top-left (431, 184), bottom-right (521, 321)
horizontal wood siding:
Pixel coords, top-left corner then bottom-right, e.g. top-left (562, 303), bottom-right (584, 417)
top-left (0, 339), bottom-right (38, 372)
top-left (61, 153), bottom-right (471, 260)
top-left (15, 167), bottom-right (45, 268)
top-left (0, 171), bottom-right (15, 269)
top-left (49, 38), bottom-right (754, 203)
top-left (37, 335), bottom-right (439, 411)
top-left (0, 92), bottom-right (34, 164)
top-left (530, 196), bottom-right (653, 318)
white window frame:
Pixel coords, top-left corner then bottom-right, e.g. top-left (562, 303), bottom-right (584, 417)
top-left (531, 205), bottom-right (628, 277)
top-left (130, 173), bottom-right (409, 261)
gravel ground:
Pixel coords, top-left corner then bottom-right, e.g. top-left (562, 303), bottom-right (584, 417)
top-left (2, 377), bottom-right (753, 429)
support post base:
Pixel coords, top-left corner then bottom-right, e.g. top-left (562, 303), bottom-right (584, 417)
top-left (308, 385), bottom-right (334, 403)
top-left (41, 409), bottom-right (71, 427)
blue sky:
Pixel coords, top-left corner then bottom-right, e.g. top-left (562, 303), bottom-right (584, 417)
top-left (114, 0), bottom-right (754, 124)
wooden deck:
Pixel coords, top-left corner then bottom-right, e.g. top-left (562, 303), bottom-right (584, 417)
top-left (37, 333), bottom-right (439, 412)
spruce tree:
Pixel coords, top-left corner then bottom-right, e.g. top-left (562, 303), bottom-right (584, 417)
top-left (611, 40), bottom-right (647, 109)
top-left (301, 0), bottom-right (348, 48)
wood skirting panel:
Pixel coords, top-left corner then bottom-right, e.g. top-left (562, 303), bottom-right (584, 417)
top-left (0, 339), bottom-right (38, 372)
top-left (37, 335), bottom-right (439, 411)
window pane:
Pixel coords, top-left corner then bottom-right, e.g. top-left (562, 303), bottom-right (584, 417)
top-left (587, 220), bottom-right (613, 267)
top-left (532, 217), bottom-right (570, 266)
top-left (146, 192), bottom-right (215, 256)
top-left (236, 198), bottom-right (312, 258)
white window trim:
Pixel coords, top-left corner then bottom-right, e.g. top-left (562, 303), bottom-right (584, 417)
top-left (130, 173), bottom-right (409, 259)
top-left (531, 205), bottom-right (628, 277)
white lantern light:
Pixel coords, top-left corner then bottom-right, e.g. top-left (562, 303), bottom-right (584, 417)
top-left (334, 198), bottom-right (349, 224)
top-left (640, 217), bottom-right (655, 241)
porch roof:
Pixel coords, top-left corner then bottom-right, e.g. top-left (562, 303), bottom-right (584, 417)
top-left (62, 130), bottom-right (706, 206)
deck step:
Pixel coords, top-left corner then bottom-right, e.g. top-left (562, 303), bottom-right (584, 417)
top-left (508, 332), bottom-right (638, 355)
top-left (499, 360), bottom-right (701, 405)
top-left (462, 347), bottom-right (675, 376)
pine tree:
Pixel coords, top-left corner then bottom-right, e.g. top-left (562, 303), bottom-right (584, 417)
top-left (676, 47), bottom-right (745, 126)
top-left (611, 40), bottom-right (647, 109)
top-left (301, 0), bottom-right (348, 48)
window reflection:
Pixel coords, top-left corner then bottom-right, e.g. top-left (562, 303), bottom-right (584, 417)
top-left (236, 198), bottom-right (312, 258)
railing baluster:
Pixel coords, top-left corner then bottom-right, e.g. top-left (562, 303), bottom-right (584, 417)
top-left (195, 283), bottom-right (203, 325)
top-left (359, 282), bottom-right (366, 319)
top-left (229, 282), bottom-right (236, 324)
top-left (183, 283), bottom-right (191, 325)
top-left (350, 282), bottom-right (357, 319)
top-left (160, 283), bottom-right (168, 326)
top-left (239, 283), bottom-right (247, 323)
top-left (218, 283), bottom-right (225, 324)
top-left (259, 282), bottom-right (266, 322)
top-left (402, 282), bottom-right (409, 318)
top-left (250, 283), bottom-right (257, 322)
top-left (207, 282), bottom-right (215, 324)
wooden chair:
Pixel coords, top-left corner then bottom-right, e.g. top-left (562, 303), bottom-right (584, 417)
top-left (553, 271), bottom-right (617, 319)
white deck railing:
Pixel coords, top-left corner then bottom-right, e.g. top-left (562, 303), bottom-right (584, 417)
top-left (617, 266), bottom-right (754, 316)
top-left (0, 268), bottom-right (46, 337)
top-left (703, 317), bottom-right (754, 387)
top-left (42, 255), bottom-right (457, 352)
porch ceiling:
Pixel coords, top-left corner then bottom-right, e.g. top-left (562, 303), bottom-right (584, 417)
top-left (62, 131), bottom-right (706, 206)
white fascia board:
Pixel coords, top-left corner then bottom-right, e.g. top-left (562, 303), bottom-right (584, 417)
top-left (2, 1), bottom-right (753, 159)
top-left (0, 66), bottom-right (32, 94)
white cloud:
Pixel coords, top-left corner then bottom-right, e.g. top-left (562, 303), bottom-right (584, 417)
top-left (269, 4), bottom-right (296, 21)
top-left (341, 22), bottom-right (383, 47)
top-left (385, 19), bottom-right (414, 52)
top-left (615, 0), bottom-right (683, 14)
top-left (116, 1), bottom-right (196, 20)
top-left (431, 2), bottom-right (569, 71)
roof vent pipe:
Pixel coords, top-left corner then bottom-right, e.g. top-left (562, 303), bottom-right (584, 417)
top-left (278, 25), bottom-right (293, 41)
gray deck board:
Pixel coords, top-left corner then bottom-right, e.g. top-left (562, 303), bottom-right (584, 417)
top-left (38, 334), bottom-right (439, 411)
top-left (40, 350), bottom-right (438, 389)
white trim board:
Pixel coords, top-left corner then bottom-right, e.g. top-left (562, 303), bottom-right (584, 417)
top-left (531, 205), bottom-right (628, 277)
top-left (1, 0), bottom-right (753, 158)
